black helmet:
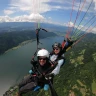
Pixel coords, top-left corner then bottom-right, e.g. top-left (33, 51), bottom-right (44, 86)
top-left (52, 42), bottom-right (62, 48)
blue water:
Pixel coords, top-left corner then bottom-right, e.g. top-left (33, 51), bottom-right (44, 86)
top-left (0, 36), bottom-right (63, 96)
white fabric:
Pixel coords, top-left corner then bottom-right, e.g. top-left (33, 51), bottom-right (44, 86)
top-left (51, 59), bottom-right (64, 75)
top-left (50, 54), bottom-right (64, 75)
top-left (50, 54), bottom-right (58, 61)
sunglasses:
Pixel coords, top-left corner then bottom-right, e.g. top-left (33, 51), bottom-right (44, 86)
top-left (53, 48), bottom-right (59, 50)
top-left (38, 57), bottom-right (47, 60)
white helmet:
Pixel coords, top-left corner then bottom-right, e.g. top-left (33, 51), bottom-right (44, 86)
top-left (37, 49), bottom-right (49, 58)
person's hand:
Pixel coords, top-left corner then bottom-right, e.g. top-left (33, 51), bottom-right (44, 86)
top-left (45, 73), bottom-right (54, 80)
top-left (30, 58), bottom-right (35, 64)
top-left (30, 59), bottom-right (37, 66)
top-left (29, 70), bottom-right (33, 74)
top-left (44, 84), bottom-right (49, 91)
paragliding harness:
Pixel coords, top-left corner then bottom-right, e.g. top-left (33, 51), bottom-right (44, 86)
top-left (31, 58), bottom-right (59, 96)
top-left (50, 51), bottom-right (66, 67)
top-left (31, 28), bottom-right (59, 96)
top-left (31, 61), bottom-right (58, 96)
top-left (62, 38), bottom-right (77, 53)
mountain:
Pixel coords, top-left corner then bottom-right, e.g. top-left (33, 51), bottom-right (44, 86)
top-left (0, 28), bottom-right (57, 54)
top-left (0, 22), bottom-right (67, 33)
top-left (0, 22), bottom-right (68, 54)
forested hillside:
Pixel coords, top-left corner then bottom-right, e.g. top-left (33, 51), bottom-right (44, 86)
top-left (25, 33), bottom-right (96, 96)
top-left (4, 33), bottom-right (96, 96)
top-left (0, 30), bottom-right (57, 54)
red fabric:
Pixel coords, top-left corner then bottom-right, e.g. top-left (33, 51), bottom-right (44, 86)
top-left (62, 41), bottom-right (66, 49)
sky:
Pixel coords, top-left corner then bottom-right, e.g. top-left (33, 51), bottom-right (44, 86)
top-left (0, 0), bottom-right (96, 33)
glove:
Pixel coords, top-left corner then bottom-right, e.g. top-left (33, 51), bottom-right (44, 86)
top-left (29, 70), bottom-right (33, 74)
top-left (33, 86), bottom-right (41, 91)
top-left (45, 73), bottom-right (54, 80)
top-left (30, 59), bottom-right (37, 66)
top-left (44, 84), bottom-right (49, 91)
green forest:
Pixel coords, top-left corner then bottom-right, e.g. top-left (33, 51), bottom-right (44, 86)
top-left (4, 33), bottom-right (96, 96)
top-left (0, 30), bottom-right (57, 54)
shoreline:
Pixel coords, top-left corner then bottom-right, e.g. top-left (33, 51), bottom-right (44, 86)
top-left (4, 39), bottom-right (36, 54)
top-left (3, 36), bottom-right (57, 55)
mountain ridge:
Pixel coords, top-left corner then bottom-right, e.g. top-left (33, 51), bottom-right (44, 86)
top-left (0, 29), bottom-right (57, 54)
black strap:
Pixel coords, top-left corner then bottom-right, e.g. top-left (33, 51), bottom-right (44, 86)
top-left (32, 28), bottom-right (48, 60)
top-left (48, 80), bottom-right (58, 96)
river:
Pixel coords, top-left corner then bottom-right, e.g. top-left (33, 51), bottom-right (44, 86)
top-left (0, 36), bottom-right (63, 96)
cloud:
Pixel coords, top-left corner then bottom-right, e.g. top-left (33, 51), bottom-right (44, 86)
top-left (67, 22), bottom-right (74, 27)
top-left (1, 0), bottom-right (96, 28)
top-left (3, 0), bottom-right (96, 15)
top-left (1, 0), bottom-right (52, 22)
top-left (8, 0), bottom-right (95, 15)
top-left (0, 13), bottom-right (64, 26)
top-left (0, 13), bottom-right (45, 22)
top-left (55, 0), bottom-right (96, 13)
top-left (9, 0), bottom-right (72, 14)
top-left (92, 27), bottom-right (96, 34)
top-left (9, 0), bottom-right (51, 14)
top-left (4, 10), bottom-right (14, 15)
top-left (29, 13), bottom-right (45, 21)
top-left (0, 16), bottom-right (13, 22)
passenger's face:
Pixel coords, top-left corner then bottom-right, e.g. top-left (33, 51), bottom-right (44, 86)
top-left (38, 56), bottom-right (47, 66)
top-left (53, 47), bottom-right (60, 54)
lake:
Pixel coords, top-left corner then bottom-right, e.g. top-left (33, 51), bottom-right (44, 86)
top-left (0, 36), bottom-right (64, 96)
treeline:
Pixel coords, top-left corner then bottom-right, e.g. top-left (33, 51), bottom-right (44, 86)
top-left (0, 30), bottom-right (57, 54)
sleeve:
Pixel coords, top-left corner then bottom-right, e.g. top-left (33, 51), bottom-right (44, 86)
top-left (51, 59), bottom-right (64, 75)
